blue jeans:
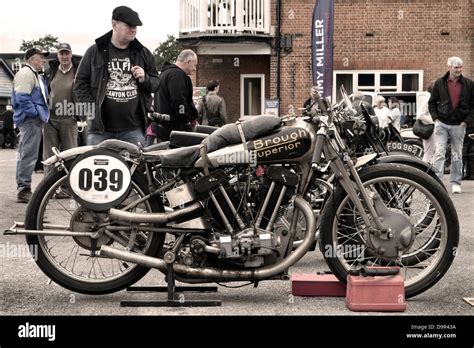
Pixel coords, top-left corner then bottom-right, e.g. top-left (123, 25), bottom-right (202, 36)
top-left (432, 121), bottom-right (466, 185)
top-left (16, 118), bottom-right (43, 192)
top-left (87, 128), bottom-right (145, 146)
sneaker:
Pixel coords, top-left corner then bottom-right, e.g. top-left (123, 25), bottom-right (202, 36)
top-left (452, 184), bottom-right (462, 194)
top-left (34, 169), bottom-right (44, 174)
top-left (16, 189), bottom-right (32, 203)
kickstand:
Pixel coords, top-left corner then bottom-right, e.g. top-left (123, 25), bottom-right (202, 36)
top-left (120, 263), bottom-right (221, 307)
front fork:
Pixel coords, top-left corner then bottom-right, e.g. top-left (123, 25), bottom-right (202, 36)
top-left (323, 142), bottom-right (388, 234)
top-left (300, 125), bottom-right (386, 234)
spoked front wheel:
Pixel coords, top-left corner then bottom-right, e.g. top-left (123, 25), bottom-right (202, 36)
top-left (319, 163), bottom-right (459, 298)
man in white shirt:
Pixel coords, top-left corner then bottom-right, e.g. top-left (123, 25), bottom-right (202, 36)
top-left (374, 96), bottom-right (393, 129)
top-left (388, 97), bottom-right (402, 131)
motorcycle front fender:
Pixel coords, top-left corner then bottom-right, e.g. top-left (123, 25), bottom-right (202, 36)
top-left (354, 153), bottom-right (378, 169)
top-left (377, 153), bottom-right (444, 188)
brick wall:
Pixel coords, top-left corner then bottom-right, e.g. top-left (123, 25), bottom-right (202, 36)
top-left (274, 0), bottom-right (473, 113)
top-left (333, 0), bottom-right (473, 84)
top-left (271, 0), bottom-right (315, 113)
top-left (196, 55), bottom-right (270, 123)
top-left (183, 0), bottom-right (473, 117)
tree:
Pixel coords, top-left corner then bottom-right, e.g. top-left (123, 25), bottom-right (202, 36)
top-left (19, 34), bottom-right (60, 52)
top-left (153, 35), bottom-right (182, 71)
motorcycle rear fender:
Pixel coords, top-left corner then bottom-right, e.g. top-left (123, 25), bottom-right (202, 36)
top-left (43, 145), bottom-right (96, 166)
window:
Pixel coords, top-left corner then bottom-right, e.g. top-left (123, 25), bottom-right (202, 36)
top-left (380, 74), bottom-right (397, 92)
top-left (402, 74), bottom-right (419, 91)
top-left (336, 74), bottom-right (353, 97)
top-left (333, 70), bottom-right (423, 101)
top-left (241, 74), bottom-right (265, 117)
top-left (358, 74), bottom-right (375, 88)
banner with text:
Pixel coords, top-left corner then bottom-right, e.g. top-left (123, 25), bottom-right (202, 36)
top-left (311, 0), bottom-right (334, 99)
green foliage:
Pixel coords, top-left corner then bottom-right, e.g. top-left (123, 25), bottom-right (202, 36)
top-left (153, 35), bottom-right (182, 71)
top-left (19, 34), bottom-right (60, 52)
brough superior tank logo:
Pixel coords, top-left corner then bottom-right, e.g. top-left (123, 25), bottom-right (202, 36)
top-left (252, 128), bottom-right (309, 159)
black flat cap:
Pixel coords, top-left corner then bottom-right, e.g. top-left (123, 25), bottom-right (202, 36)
top-left (112, 6), bottom-right (142, 26)
top-left (25, 48), bottom-right (49, 60)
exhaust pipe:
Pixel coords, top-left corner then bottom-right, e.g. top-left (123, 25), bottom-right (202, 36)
top-left (100, 196), bottom-right (316, 281)
top-left (99, 245), bottom-right (256, 280)
top-left (109, 202), bottom-right (202, 224)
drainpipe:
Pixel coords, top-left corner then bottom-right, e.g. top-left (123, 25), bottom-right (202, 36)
top-left (276, 0), bottom-right (281, 105)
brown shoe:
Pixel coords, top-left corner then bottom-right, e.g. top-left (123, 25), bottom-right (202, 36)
top-left (16, 189), bottom-right (32, 203)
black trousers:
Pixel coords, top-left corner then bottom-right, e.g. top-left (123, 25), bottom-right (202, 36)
top-left (1, 128), bottom-right (17, 148)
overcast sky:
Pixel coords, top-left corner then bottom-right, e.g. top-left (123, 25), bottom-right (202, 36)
top-left (0, 0), bottom-right (180, 55)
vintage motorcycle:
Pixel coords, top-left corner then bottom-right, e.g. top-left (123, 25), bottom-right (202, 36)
top-left (6, 92), bottom-right (459, 299)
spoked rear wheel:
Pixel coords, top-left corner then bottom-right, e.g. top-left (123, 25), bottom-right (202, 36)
top-left (25, 167), bottom-right (164, 295)
top-left (320, 163), bottom-right (459, 298)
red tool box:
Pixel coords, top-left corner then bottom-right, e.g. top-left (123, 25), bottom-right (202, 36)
top-left (291, 273), bottom-right (347, 297)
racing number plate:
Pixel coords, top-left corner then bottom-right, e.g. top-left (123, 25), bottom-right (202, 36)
top-left (387, 141), bottom-right (423, 157)
top-left (68, 149), bottom-right (132, 211)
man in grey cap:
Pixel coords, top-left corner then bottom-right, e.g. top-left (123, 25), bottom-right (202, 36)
top-left (74, 6), bottom-right (159, 146)
top-left (43, 43), bottom-right (82, 192)
top-left (12, 48), bottom-right (50, 203)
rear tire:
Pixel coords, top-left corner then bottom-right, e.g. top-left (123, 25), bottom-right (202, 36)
top-left (25, 166), bottom-right (165, 295)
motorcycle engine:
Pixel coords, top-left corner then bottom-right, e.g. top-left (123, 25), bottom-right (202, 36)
top-left (193, 166), bottom-right (298, 268)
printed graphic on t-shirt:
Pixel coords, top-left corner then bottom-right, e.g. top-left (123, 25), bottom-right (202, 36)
top-left (106, 57), bottom-right (138, 103)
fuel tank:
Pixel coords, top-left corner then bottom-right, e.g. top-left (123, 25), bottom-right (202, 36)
top-left (195, 119), bottom-right (314, 167)
top-left (248, 124), bottom-right (313, 164)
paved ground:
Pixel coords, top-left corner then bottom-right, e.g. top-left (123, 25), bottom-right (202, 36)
top-left (0, 147), bottom-right (473, 317)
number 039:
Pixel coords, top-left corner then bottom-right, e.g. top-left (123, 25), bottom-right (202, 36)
top-left (78, 168), bottom-right (123, 192)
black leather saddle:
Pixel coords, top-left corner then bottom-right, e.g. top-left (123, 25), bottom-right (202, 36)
top-left (153, 116), bottom-right (282, 168)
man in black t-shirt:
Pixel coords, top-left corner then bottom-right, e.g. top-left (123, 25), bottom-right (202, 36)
top-left (74, 6), bottom-right (160, 146)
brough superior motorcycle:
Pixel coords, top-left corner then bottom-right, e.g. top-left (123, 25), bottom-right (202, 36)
top-left (6, 100), bottom-right (459, 299)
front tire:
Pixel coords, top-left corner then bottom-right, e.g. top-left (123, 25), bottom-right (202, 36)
top-left (319, 163), bottom-right (459, 298)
